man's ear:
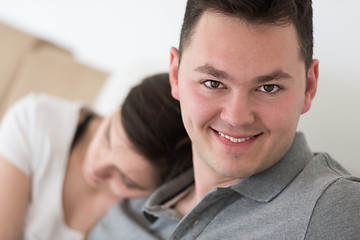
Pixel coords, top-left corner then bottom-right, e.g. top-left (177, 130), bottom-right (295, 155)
top-left (169, 47), bottom-right (180, 100)
top-left (301, 59), bottom-right (319, 114)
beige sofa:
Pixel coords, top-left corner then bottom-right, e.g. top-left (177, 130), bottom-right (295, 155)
top-left (0, 22), bottom-right (107, 119)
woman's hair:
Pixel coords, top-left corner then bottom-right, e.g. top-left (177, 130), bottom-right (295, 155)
top-left (121, 73), bottom-right (192, 185)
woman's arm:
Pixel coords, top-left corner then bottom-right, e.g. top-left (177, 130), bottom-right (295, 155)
top-left (0, 154), bottom-right (31, 240)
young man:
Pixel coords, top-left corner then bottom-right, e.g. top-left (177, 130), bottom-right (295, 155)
top-left (88, 1), bottom-right (360, 239)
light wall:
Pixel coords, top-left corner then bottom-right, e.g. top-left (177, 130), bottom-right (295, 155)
top-left (298, 0), bottom-right (360, 176)
top-left (0, 0), bottom-right (359, 175)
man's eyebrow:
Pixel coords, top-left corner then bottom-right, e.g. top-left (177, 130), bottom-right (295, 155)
top-left (194, 64), bottom-right (229, 79)
top-left (255, 70), bottom-right (293, 83)
top-left (194, 65), bottom-right (293, 84)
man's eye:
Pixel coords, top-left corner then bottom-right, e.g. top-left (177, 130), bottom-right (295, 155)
top-left (257, 84), bottom-right (281, 93)
top-left (203, 80), bottom-right (225, 89)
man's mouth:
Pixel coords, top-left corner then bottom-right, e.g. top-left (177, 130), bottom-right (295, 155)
top-left (217, 131), bottom-right (255, 143)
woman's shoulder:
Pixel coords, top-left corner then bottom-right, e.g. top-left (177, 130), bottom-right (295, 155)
top-left (0, 93), bottom-right (84, 175)
top-left (2, 93), bottom-right (81, 122)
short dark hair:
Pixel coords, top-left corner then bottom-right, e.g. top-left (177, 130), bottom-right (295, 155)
top-left (121, 73), bottom-right (192, 184)
top-left (179, 0), bottom-right (313, 70)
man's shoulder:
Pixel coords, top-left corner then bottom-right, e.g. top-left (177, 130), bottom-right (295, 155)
top-left (301, 151), bottom-right (356, 182)
top-left (324, 175), bottom-right (360, 197)
top-left (305, 173), bottom-right (360, 239)
top-left (310, 155), bottom-right (360, 211)
top-left (313, 152), bottom-right (360, 205)
top-left (280, 151), bottom-right (360, 211)
top-left (295, 151), bottom-right (360, 238)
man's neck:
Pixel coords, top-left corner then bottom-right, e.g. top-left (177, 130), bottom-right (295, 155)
top-left (174, 156), bottom-right (241, 216)
top-left (194, 165), bottom-right (241, 200)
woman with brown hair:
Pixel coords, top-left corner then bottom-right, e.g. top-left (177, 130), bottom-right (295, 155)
top-left (0, 73), bottom-right (192, 240)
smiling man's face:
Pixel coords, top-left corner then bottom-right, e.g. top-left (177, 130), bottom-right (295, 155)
top-left (170, 12), bottom-right (318, 182)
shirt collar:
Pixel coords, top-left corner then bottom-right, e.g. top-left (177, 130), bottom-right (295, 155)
top-left (143, 168), bottom-right (194, 220)
top-left (231, 132), bottom-right (314, 202)
top-left (143, 132), bottom-right (313, 219)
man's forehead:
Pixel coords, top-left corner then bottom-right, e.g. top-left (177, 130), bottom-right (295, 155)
top-left (184, 12), bottom-right (303, 66)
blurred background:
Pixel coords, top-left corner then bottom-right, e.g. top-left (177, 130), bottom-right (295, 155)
top-left (0, 0), bottom-right (359, 175)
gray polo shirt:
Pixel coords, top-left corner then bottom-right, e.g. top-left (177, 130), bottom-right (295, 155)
top-left (88, 132), bottom-right (360, 239)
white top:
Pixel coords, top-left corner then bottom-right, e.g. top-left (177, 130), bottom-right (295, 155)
top-left (0, 94), bottom-right (85, 240)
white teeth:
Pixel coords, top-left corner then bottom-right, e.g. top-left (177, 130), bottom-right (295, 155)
top-left (218, 132), bottom-right (252, 143)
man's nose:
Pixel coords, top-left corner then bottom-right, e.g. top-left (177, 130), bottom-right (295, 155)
top-left (220, 91), bottom-right (255, 127)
